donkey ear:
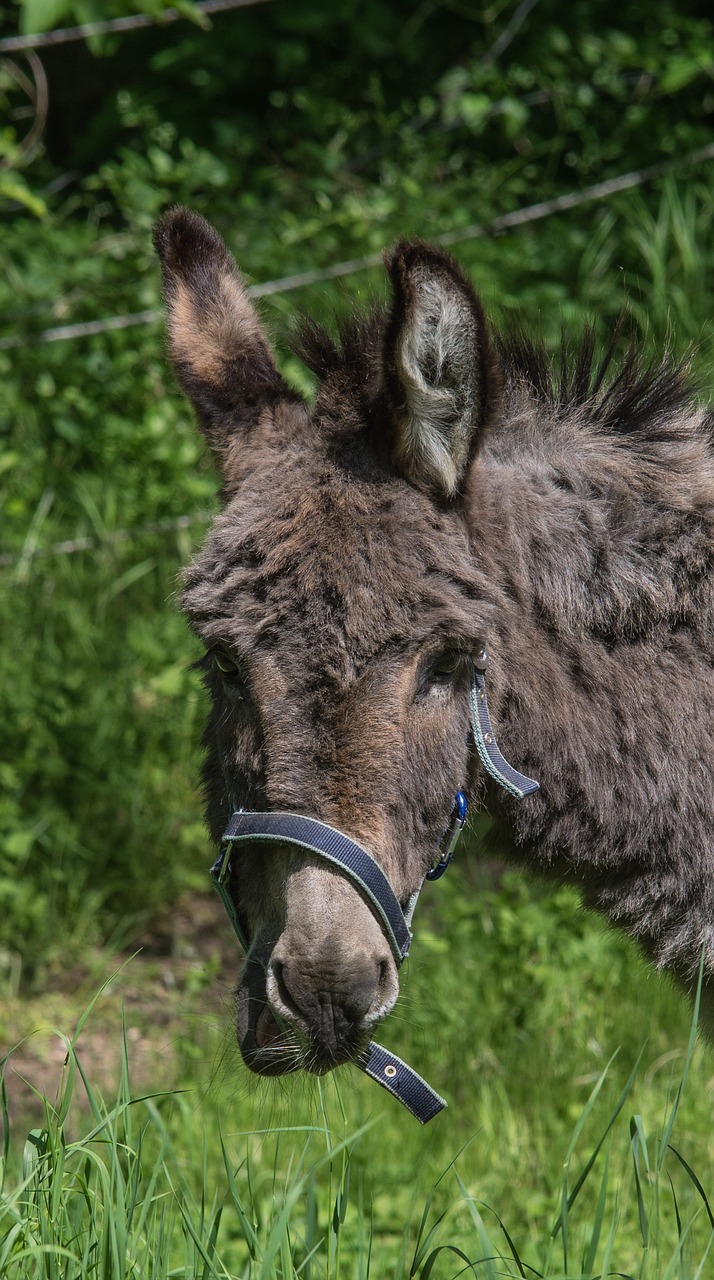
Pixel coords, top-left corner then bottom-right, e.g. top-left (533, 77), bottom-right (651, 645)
top-left (153, 207), bottom-right (301, 458)
top-left (383, 240), bottom-right (500, 497)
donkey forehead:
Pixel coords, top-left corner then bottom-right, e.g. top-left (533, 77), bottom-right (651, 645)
top-left (182, 451), bottom-right (489, 667)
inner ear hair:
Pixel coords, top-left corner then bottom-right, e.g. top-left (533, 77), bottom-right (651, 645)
top-left (384, 240), bottom-right (499, 497)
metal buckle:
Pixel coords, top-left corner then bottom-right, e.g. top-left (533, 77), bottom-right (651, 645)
top-left (426, 790), bottom-right (467, 881)
top-left (211, 846), bottom-right (232, 886)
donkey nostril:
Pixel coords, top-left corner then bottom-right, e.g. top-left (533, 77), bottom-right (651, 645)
top-left (270, 951), bottom-right (394, 1033)
top-left (375, 956), bottom-right (399, 1016)
top-left (270, 960), bottom-right (304, 1022)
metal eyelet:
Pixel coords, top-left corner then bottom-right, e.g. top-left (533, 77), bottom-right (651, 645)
top-left (474, 646), bottom-right (488, 672)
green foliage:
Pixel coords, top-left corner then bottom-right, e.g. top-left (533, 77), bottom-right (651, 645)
top-left (16, 0), bottom-right (199, 39)
top-left (2, 2), bottom-right (714, 965)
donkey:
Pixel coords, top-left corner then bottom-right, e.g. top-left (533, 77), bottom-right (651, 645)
top-left (154, 207), bottom-right (714, 1081)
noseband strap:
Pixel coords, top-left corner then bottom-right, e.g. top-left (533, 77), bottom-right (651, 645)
top-left (221, 810), bottom-right (412, 965)
top-left (211, 658), bottom-right (538, 1124)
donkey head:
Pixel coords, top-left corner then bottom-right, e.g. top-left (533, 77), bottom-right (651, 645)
top-left (154, 209), bottom-right (502, 1077)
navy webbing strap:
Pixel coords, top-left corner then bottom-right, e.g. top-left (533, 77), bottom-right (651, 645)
top-left (222, 811), bottom-right (412, 965)
top-left (359, 1042), bottom-right (446, 1123)
top-left (470, 669), bottom-right (539, 799)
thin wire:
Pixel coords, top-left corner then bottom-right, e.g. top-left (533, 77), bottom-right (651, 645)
top-left (437, 143), bottom-right (714, 244)
top-left (0, 308), bottom-right (161, 349)
top-left (2, 141), bottom-right (713, 353)
top-left (4, 140), bottom-right (714, 572)
top-left (0, 0), bottom-right (269, 55)
top-left (481, 0), bottom-right (542, 66)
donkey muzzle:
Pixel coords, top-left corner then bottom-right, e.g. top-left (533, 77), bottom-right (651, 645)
top-left (211, 662), bottom-right (538, 1122)
top-left (212, 810), bottom-right (448, 1120)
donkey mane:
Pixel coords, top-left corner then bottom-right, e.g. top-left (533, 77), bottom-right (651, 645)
top-left (296, 307), bottom-right (712, 452)
top-left (498, 329), bottom-right (710, 444)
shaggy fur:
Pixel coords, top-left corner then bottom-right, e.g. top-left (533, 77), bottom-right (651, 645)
top-left (154, 207), bottom-right (714, 1073)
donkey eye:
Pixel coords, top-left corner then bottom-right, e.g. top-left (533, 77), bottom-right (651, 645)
top-left (213, 649), bottom-right (237, 674)
top-left (211, 648), bottom-right (248, 693)
top-left (430, 649), bottom-right (463, 681)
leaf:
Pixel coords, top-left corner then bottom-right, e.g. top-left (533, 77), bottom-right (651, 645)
top-left (459, 93), bottom-right (492, 130)
top-left (18, 0), bottom-right (70, 36)
top-left (22, 1127), bottom-right (48, 1181)
top-left (659, 56), bottom-right (705, 94)
top-left (0, 172), bottom-right (46, 219)
top-left (668, 1145), bottom-right (714, 1229)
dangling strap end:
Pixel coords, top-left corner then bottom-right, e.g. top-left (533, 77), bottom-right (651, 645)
top-left (470, 669), bottom-right (539, 801)
top-left (359, 1041), bottom-right (447, 1123)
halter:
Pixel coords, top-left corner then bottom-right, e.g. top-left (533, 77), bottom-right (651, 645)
top-left (211, 649), bottom-right (538, 1123)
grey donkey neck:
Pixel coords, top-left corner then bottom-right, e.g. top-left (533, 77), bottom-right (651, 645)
top-left (211, 651), bottom-right (539, 1123)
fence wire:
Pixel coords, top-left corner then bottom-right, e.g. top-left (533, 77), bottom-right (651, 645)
top-left (0, 0), bottom-right (268, 55)
top-left (3, 140), bottom-right (714, 572)
top-left (3, 141), bottom-right (714, 355)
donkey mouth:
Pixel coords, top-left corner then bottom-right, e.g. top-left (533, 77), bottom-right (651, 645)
top-left (241, 997), bottom-right (370, 1076)
top-left (240, 999), bottom-right (302, 1076)
top-left (239, 985), bottom-right (370, 1077)
top-left (255, 1003), bottom-right (283, 1050)
top-left (236, 955), bottom-right (297, 1075)
top-left (237, 944), bottom-right (379, 1076)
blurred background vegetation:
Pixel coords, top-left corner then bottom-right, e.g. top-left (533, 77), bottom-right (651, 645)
top-left (2, 3), bottom-right (714, 1276)
top-left (2, 0), bottom-right (714, 975)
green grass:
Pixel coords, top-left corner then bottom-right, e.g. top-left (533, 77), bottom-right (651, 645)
top-left (3, 878), bottom-right (713, 1278)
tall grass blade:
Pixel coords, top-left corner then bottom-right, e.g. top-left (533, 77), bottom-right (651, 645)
top-left (1, 1071), bottom-right (10, 1184)
top-left (453, 1171), bottom-right (502, 1280)
top-left (71, 955), bottom-right (140, 1044)
top-left (220, 1134), bottom-right (259, 1261)
top-left (666, 1170), bottom-right (683, 1244)
top-left (406, 1138), bottom-right (479, 1280)
top-left (692, 1229), bottom-right (714, 1280)
top-left (418, 1243), bottom-right (477, 1280)
top-left (656, 951), bottom-right (703, 1173)
top-left (169, 1169), bottom-right (227, 1279)
top-left (629, 1115), bottom-right (650, 1248)
top-left (54, 1036), bottom-right (76, 1129)
top-left (551, 1049), bottom-right (644, 1239)
top-left (476, 1203), bottom-right (536, 1279)
top-left (667, 1145), bottom-right (714, 1229)
top-left (409, 1210), bottom-right (448, 1277)
top-left (582, 1150), bottom-right (610, 1277)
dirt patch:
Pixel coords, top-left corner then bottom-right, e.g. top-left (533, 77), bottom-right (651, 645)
top-left (2, 892), bottom-right (242, 1129)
